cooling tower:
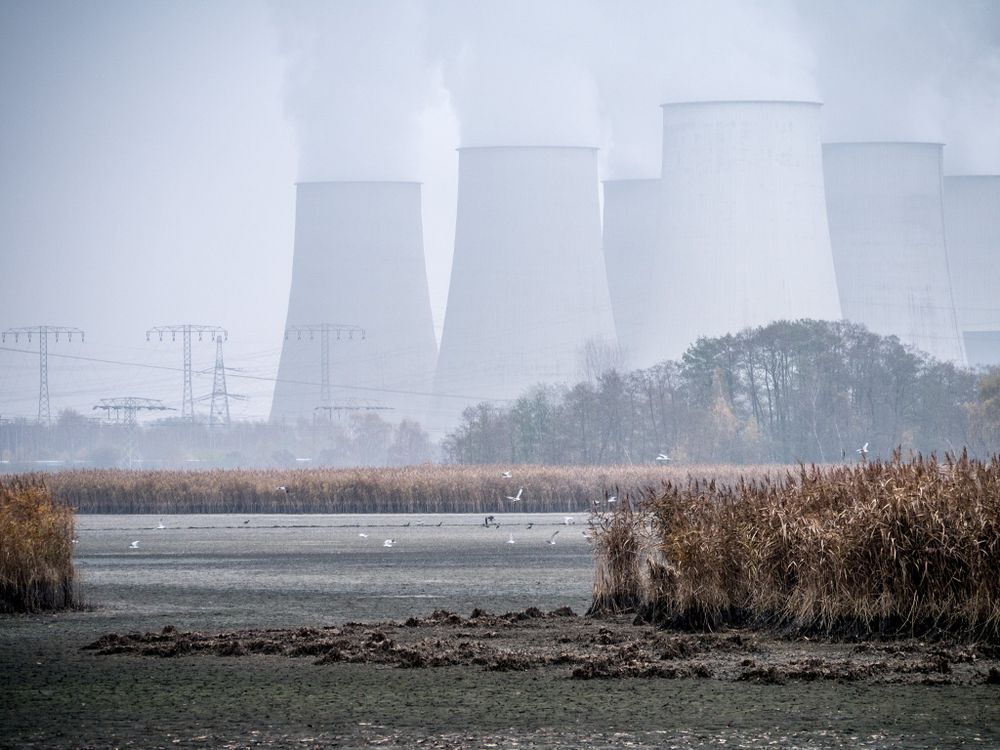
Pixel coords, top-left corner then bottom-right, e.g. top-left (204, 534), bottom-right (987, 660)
top-left (823, 143), bottom-right (965, 364)
top-left (432, 146), bottom-right (617, 433)
top-left (270, 181), bottom-right (438, 425)
top-left (944, 175), bottom-right (1000, 366)
top-left (640, 101), bottom-right (842, 365)
top-left (602, 178), bottom-right (661, 369)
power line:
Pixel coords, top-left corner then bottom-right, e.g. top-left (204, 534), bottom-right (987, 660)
top-left (146, 324), bottom-right (227, 421)
top-left (1, 326), bottom-right (85, 424)
top-left (0, 344), bottom-right (515, 405)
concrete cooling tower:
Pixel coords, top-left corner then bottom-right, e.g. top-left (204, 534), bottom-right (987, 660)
top-left (943, 176), bottom-right (1000, 366)
top-left (432, 146), bottom-right (617, 433)
top-left (823, 143), bottom-right (965, 364)
top-left (270, 181), bottom-right (438, 425)
top-left (639, 101), bottom-right (842, 366)
top-left (602, 178), bottom-right (661, 369)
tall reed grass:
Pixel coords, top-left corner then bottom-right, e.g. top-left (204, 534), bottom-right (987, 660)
top-left (0, 477), bottom-right (76, 613)
top-left (41, 464), bottom-right (779, 515)
top-left (590, 453), bottom-right (1000, 640)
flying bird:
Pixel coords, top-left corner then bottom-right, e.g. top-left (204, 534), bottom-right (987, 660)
top-left (547, 530), bottom-right (560, 545)
top-left (128, 540), bottom-right (139, 550)
top-left (506, 487), bottom-right (523, 502)
top-left (501, 471), bottom-right (512, 478)
top-left (383, 539), bottom-right (395, 548)
top-left (358, 532), bottom-right (369, 538)
top-left (656, 453), bottom-right (671, 462)
top-left (857, 442), bottom-right (869, 457)
top-left (607, 495), bottom-right (617, 504)
top-left (526, 522), bottom-right (534, 530)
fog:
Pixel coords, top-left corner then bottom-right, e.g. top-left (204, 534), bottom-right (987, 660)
top-left (1, 0), bottom-right (998, 432)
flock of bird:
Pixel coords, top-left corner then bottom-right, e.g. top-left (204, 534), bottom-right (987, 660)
top-left (120, 447), bottom-right (873, 552)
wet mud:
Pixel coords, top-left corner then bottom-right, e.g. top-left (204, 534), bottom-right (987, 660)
top-left (82, 607), bottom-right (1000, 687)
top-left (4, 514), bottom-right (1000, 749)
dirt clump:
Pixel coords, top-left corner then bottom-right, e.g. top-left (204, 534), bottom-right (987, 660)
top-left (83, 607), bottom-right (1000, 685)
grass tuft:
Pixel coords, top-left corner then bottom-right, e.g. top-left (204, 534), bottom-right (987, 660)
top-left (0, 476), bottom-right (77, 613)
top-left (590, 452), bottom-right (1000, 641)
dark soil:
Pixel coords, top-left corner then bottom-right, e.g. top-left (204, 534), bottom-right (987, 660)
top-left (83, 607), bottom-right (1000, 687)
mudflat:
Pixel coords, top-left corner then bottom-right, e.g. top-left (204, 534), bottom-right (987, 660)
top-left (2, 513), bottom-right (998, 749)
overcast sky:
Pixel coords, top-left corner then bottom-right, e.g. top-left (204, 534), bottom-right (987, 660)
top-left (1, 0), bottom-right (998, 421)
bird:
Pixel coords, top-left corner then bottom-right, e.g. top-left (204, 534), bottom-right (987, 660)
top-left (403, 521), bottom-right (411, 527)
top-left (501, 471), bottom-right (512, 478)
top-left (563, 516), bottom-right (576, 525)
top-left (526, 522), bottom-right (534, 530)
top-left (857, 442), bottom-right (869, 457)
top-left (656, 453), bottom-right (671, 462)
top-left (547, 530), bottom-right (560, 545)
top-left (484, 515), bottom-right (495, 527)
top-left (71, 538), bottom-right (79, 545)
top-left (358, 532), bottom-right (369, 538)
top-left (276, 485), bottom-right (292, 494)
top-left (128, 540), bottom-right (139, 550)
top-left (607, 495), bottom-right (617, 504)
top-left (383, 539), bottom-right (395, 548)
top-left (506, 533), bottom-right (516, 544)
top-left (156, 521), bottom-right (165, 530)
top-left (436, 521), bottom-right (443, 527)
top-left (243, 519), bottom-right (250, 525)
top-left (506, 487), bottom-right (523, 502)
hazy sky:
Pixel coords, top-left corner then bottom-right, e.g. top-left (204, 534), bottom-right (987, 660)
top-left (1, 0), bottom-right (998, 422)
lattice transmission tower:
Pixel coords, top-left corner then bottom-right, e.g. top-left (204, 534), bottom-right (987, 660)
top-left (93, 397), bottom-right (173, 468)
top-left (200, 335), bottom-right (245, 428)
top-left (285, 323), bottom-right (365, 406)
top-left (1, 326), bottom-right (85, 424)
top-left (146, 324), bottom-right (226, 421)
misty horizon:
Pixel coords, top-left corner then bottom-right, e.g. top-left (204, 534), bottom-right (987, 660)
top-left (1, 0), bottom-right (998, 429)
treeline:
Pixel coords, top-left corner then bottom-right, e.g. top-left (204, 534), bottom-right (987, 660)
top-left (0, 412), bottom-right (435, 470)
top-left (443, 320), bottom-right (999, 465)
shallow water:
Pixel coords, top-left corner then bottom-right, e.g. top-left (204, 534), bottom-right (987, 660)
top-left (2, 513), bottom-right (998, 749)
top-left (70, 512), bottom-right (594, 628)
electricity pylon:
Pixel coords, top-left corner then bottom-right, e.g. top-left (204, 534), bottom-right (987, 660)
top-left (1, 326), bottom-right (84, 424)
top-left (205, 335), bottom-right (245, 428)
top-left (93, 397), bottom-right (173, 468)
top-left (285, 323), bottom-right (364, 406)
top-left (146, 324), bottom-right (226, 421)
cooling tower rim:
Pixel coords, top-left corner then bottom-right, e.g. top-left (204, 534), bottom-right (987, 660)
top-left (294, 180), bottom-right (422, 186)
top-left (456, 145), bottom-right (599, 152)
top-left (660, 99), bottom-right (822, 108)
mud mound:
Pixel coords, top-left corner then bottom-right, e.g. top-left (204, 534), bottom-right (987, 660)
top-left (83, 608), bottom-right (1000, 685)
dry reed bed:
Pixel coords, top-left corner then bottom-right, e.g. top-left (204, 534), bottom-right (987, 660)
top-left (590, 453), bottom-right (1000, 641)
top-left (41, 464), bottom-right (782, 515)
top-left (0, 477), bottom-right (76, 613)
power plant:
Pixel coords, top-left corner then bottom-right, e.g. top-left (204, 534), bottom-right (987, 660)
top-left (823, 143), bottom-right (966, 364)
top-left (943, 175), bottom-right (1000, 366)
top-left (638, 101), bottom-right (842, 366)
top-left (432, 146), bottom-right (617, 430)
top-left (270, 181), bottom-right (438, 425)
top-left (601, 178), bottom-right (660, 369)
